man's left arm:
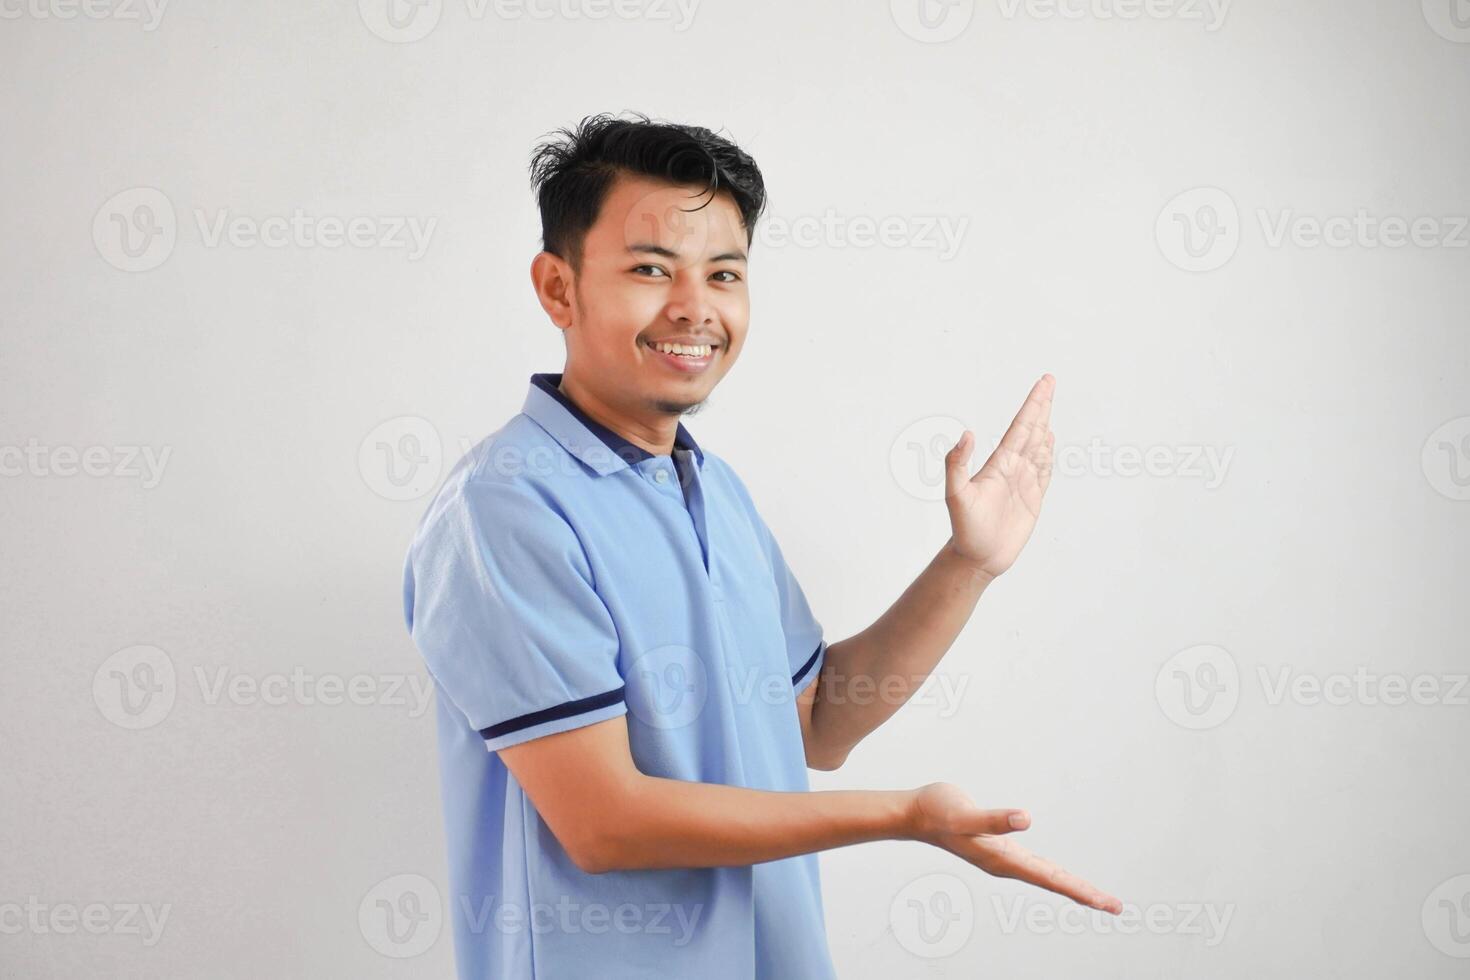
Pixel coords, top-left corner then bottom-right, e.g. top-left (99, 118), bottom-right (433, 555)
top-left (798, 374), bottom-right (1056, 771)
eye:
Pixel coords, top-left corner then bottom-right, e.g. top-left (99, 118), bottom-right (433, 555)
top-left (634, 264), bottom-right (669, 278)
top-left (711, 270), bottom-right (743, 283)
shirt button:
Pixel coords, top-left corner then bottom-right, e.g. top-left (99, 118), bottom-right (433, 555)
top-left (654, 469), bottom-right (669, 484)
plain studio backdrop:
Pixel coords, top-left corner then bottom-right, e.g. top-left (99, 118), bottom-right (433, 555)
top-left (3, 1), bottom-right (1468, 977)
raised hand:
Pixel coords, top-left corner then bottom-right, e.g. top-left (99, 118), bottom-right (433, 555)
top-left (943, 374), bottom-right (1057, 578)
top-left (909, 781), bottom-right (1122, 914)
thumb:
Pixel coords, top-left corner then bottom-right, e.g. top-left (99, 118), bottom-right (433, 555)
top-left (944, 431), bottom-right (974, 500)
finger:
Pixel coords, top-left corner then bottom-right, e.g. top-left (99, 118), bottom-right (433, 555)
top-left (1038, 430), bottom-right (1055, 493)
top-left (1020, 375), bottom-right (1056, 455)
top-left (1034, 373), bottom-right (1055, 432)
top-left (944, 430), bottom-right (974, 499)
top-left (997, 375), bottom-right (1054, 456)
top-left (967, 836), bottom-right (1123, 914)
top-left (945, 808), bottom-right (1032, 837)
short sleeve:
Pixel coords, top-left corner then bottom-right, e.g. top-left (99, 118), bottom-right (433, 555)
top-left (403, 479), bottom-right (627, 752)
top-left (724, 469), bottom-right (826, 695)
top-left (762, 524), bottom-right (827, 695)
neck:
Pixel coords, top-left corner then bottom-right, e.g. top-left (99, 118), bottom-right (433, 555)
top-left (557, 371), bottom-right (678, 456)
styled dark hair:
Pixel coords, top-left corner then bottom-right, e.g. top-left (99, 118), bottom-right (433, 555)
top-left (528, 111), bottom-right (767, 272)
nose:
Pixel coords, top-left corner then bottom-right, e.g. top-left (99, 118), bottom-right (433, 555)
top-left (664, 275), bottom-right (717, 327)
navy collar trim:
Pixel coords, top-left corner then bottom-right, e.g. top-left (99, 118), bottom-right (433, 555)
top-left (529, 373), bottom-right (703, 465)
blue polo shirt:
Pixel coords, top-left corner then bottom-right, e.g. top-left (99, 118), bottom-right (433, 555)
top-left (402, 372), bottom-right (833, 979)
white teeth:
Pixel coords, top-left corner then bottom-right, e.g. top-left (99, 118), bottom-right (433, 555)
top-left (654, 342), bottom-right (712, 357)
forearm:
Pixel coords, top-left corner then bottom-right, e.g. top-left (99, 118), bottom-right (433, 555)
top-left (810, 537), bottom-right (993, 763)
top-left (588, 775), bottom-right (915, 873)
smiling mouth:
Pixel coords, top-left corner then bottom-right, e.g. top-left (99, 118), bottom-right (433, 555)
top-left (642, 337), bottom-right (722, 375)
top-left (643, 339), bottom-right (721, 358)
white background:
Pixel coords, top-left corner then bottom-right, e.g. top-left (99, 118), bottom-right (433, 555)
top-left (3, 0), bottom-right (1468, 976)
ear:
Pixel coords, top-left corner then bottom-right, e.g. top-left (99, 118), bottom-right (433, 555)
top-left (530, 250), bottom-right (575, 330)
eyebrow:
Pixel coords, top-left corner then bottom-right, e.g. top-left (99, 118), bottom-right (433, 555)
top-left (627, 242), bottom-right (748, 263)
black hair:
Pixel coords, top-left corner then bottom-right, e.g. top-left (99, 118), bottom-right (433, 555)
top-left (528, 111), bottom-right (767, 273)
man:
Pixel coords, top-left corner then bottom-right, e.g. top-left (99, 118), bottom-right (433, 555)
top-left (402, 112), bottom-right (1120, 979)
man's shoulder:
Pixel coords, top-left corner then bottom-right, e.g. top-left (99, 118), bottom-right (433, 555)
top-left (461, 412), bottom-right (576, 483)
top-left (415, 413), bottom-right (573, 528)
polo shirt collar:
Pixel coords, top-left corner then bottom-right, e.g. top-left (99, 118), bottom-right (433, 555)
top-left (523, 372), bottom-right (705, 476)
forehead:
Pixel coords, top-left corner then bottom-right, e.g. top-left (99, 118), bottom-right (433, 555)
top-left (586, 172), bottom-right (746, 259)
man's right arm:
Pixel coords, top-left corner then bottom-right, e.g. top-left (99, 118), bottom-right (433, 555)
top-left (496, 714), bottom-right (1122, 913)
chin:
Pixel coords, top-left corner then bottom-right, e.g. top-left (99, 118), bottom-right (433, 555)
top-left (649, 383), bottom-right (710, 415)
top-left (652, 398), bottom-right (705, 416)
top-left (647, 376), bottom-right (717, 415)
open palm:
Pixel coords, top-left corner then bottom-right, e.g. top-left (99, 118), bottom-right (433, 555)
top-left (911, 782), bottom-right (1121, 914)
top-left (944, 374), bottom-right (1056, 578)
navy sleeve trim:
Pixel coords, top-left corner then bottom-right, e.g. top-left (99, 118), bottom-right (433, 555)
top-left (478, 685), bottom-right (626, 742)
top-left (791, 643), bottom-right (823, 686)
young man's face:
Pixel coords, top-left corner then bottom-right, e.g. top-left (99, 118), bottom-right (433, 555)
top-left (553, 173), bottom-right (750, 416)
